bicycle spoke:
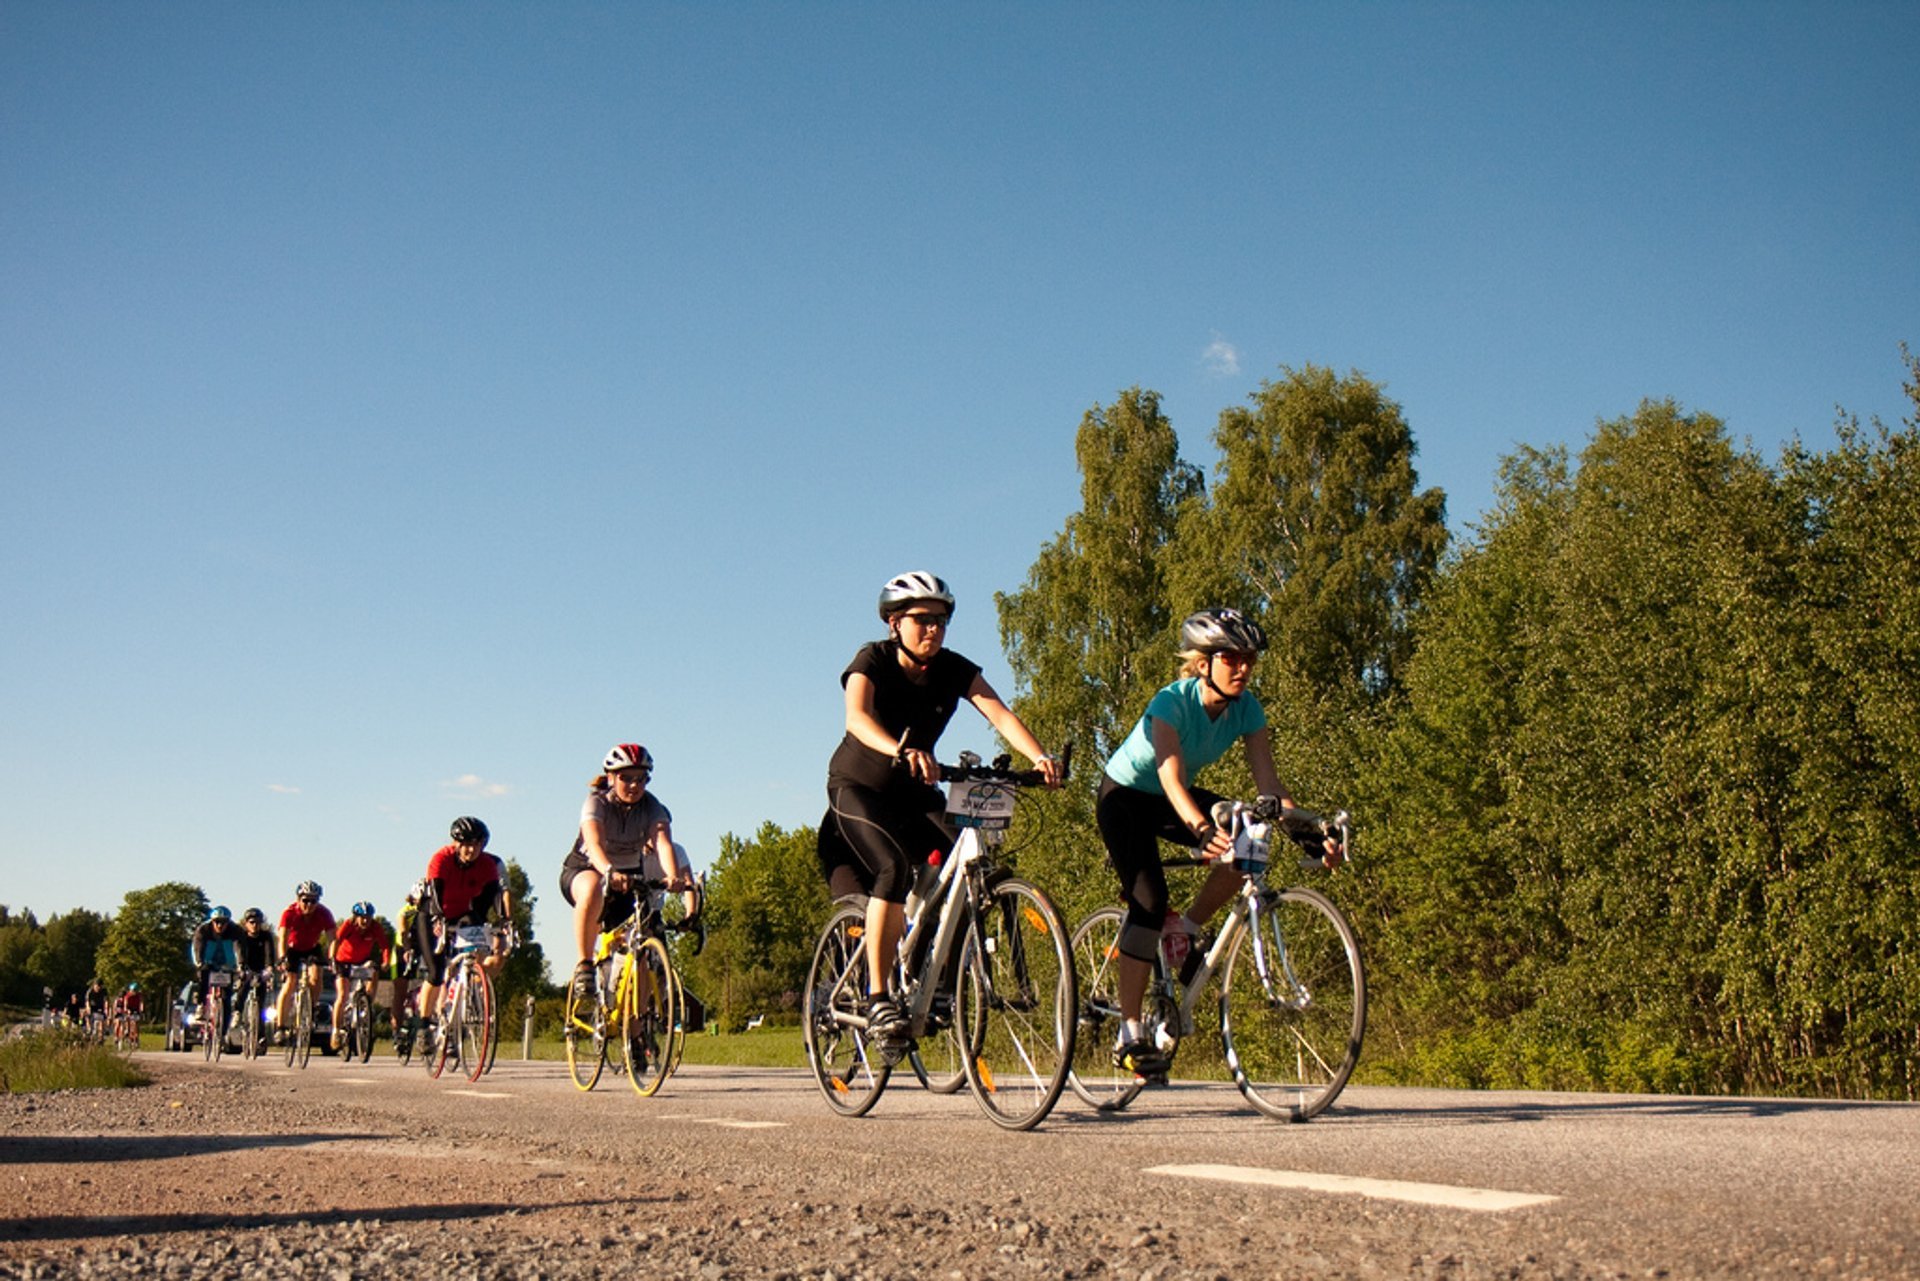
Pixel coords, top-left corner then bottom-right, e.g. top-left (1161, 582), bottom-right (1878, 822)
top-left (1065, 906), bottom-right (1147, 1112)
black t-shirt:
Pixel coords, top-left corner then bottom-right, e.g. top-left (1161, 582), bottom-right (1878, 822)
top-left (827, 640), bottom-right (982, 790)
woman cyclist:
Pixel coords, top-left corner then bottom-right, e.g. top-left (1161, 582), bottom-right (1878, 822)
top-left (561, 744), bottom-right (695, 1008)
top-left (820, 571), bottom-right (1062, 1051)
top-left (1096, 607), bottom-right (1321, 1080)
top-left (329, 901), bottom-right (391, 1050)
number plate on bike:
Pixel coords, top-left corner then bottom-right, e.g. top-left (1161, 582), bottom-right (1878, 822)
top-left (207, 971), bottom-right (232, 987)
top-left (947, 779), bottom-right (1015, 829)
top-left (453, 925), bottom-right (491, 951)
top-left (349, 964), bottom-right (377, 980)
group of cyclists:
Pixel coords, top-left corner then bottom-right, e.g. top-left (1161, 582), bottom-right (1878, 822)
top-left (97, 569), bottom-right (1327, 1100)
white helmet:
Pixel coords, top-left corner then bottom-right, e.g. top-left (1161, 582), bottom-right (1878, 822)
top-left (603, 742), bottom-right (654, 773)
top-left (877, 571), bottom-right (955, 623)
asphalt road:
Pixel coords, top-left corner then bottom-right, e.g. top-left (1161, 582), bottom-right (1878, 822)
top-left (106, 1049), bottom-right (1920, 1278)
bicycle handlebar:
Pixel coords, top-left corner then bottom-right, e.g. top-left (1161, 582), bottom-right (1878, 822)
top-left (922, 742), bottom-right (1074, 787)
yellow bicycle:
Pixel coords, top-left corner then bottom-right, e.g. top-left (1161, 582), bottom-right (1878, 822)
top-left (565, 884), bottom-right (682, 1097)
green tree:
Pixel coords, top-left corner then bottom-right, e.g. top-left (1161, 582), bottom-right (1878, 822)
top-left (1170, 364), bottom-right (1448, 702)
top-left (682, 822), bottom-right (832, 1032)
top-left (94, 884), bottom-right (206, 1001)
top-left (0, 909), bottom-right (46, 1008)
top-left (26, 909), bottom-right (110, 1001)
top-left (494, 858), bottom-right (548, 1007)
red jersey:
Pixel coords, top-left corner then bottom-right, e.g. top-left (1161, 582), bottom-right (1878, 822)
top-left (279, 902), bottom-right (337, 952)
top-left (333, 917), bottom-right (391, 966)
top-left (426, 844), bottom-right (503, 920)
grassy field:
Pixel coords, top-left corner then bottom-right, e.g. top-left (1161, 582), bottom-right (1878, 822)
top-left (0, 1026), bottom-right (149, 1093)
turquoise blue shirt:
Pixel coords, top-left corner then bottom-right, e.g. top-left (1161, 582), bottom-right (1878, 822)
top-left (1102, 677), bottom-right (1267, 795)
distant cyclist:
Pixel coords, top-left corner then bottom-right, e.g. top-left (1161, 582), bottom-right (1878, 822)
top-left (560, 744), bottom-right (694, 1009)
top-left (190, 905), bottom-right (241, 1038)
top-left (1095, 608), bottom-right (1324, 1080)
top-left (234, 908), bottom-right (276, 1040)
top-left (817, 571), bottom-right (1061, 1051)
top-left (419, 817), bottom-right (505, 1027)
top-left (329, 902), bottom-right (392, 1050)
top-left (390, 880), bottom-right (427, 1037)
top-left (274, 881), bottom-right (336, 1043)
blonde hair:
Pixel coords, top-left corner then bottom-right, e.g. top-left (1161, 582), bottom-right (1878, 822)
top-left (1179, 650), bottom-right (1210, 678)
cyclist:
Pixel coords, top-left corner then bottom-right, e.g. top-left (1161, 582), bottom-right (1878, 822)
top-left (560, 745), bottom-right (694, 1013)
top-left (818, 571), bottom-right (1062, 1051)
top-left (329, 902), bottom-right (392, 1050)
top-left (274, 881), bottom-right (336, 1043)
top-left (117, 982), bottom-right (144, 1036)
top-left (190, 906), bottom-right (241, 1039)
top-left (390, 880), bottom-right (427, 1038)
top-left (419, 816), bottom-right (506, 1027)
top-left (82, 977), bottom-right (110, 1037)
top-left (234, 908), bottom-right (276, 1045)
top-left (1095, 607), bottom-right (1330, 1080)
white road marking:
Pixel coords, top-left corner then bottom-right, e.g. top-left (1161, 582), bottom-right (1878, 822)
top-left (690, 1118), bottom-right (788, 1130)
top-left (335, 1077), bottom-right (381, 1085)
top-left (1147, 1164), bottom-right (1558, 1212)
top-left (443, 1089), bottom-right (516, 1099)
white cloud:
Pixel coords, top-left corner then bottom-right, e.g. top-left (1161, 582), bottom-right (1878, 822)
top-left (443, 774), bottom-right (512, 798)
top-left (266, 783), bottom-right (301, 795)
top-left (1202, 333), bottom-right (1241, 377)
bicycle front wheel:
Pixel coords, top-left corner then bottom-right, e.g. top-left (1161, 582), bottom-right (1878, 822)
top-left (1065, 905), bottom-right (1147, 1113)
top-left (803, 902), bottom-right (889, 1117)
top-left (622, 938), bottom-right (675, 1097)
top-left (240, 988), bottom-right (261, 1061)
top-left (350, 991), bottom-right (374, 1063)
top-left (293, 986), bottom-right (313, 1070)
top-left (1219, 885), bottom-right (1366, 1121)
top-left (456, 964), bottom-right (492, 1084)
top-left (959, 877), bottom-right (1077, 1131)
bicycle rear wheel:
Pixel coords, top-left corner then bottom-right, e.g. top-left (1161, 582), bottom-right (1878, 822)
top-left (1065, 905), bottom-right (1147, 1113)
top-left (1218, 885), bottom-right (1366, 1121)
top-left (663, 943), bottom-right (689, 1078)
top-left (622, 938), bottom-right (675, 1097)
top-left (803, 902), bottom-right (889, 1117)
top-left (564, 970), bottom-right (605, 1091)
top-left (959, 877), bottom-right (1077, 1131)
top-left (240, 987), bottom-right (261, 1061)
top-left (205, 989), bottom-right (225, 1063)
top-left (456, 963), bottom-right (492, 1084)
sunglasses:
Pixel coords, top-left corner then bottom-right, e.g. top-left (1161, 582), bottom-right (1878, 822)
top-left (613, 770), bottom-right (651, 785)
top-left (901, 612), bottom-right (950, 629)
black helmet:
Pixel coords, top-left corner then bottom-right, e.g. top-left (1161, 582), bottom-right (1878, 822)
top-left (450, 816), bottom-right (490, 845)
top-left (877, 571), bottom-right (955, 623)
top-left (1180, 608), bottom-right (1268, 655)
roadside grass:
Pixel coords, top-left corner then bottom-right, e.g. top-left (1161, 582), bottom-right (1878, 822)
top-left (507, 1024), bottom-right (808, 1070)
top-left (0, 1026), bottom-right (149, 1093)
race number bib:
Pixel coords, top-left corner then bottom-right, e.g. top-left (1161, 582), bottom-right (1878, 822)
top-left (946, 779), bottom-right (1016, 830)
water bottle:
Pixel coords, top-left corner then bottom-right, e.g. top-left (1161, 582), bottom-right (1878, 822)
top-left (1161, 911), bottom-right (1191, 970)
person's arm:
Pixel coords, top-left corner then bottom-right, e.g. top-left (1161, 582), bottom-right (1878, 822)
top-left (844, 670), bottom-right (940, 785)
top-left (652, 822), bottom-right (690, 890)
top-left (1241, 729), bottom-right (1291, 806)
top-left (966, 674), bottom-right (1063, 786)
top-left (1152, 718), bottom-right (1233, 860)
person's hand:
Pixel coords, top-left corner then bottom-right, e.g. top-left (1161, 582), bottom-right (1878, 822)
top-left (900, 747), bottom-right (939, 785)
top-left (1038, 754), bottom-right (1065, 789)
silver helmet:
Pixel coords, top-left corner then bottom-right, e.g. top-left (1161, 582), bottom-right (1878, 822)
top-left (877, 571), bottom-right (955, 623)
top-left (1180, 607), bottom-right (1268, 655)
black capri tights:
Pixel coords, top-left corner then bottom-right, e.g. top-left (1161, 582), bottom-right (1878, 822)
top-left (1095, 776), bottom-right (1225, 962)
top-left (824, 780), bottom-right (955, 904)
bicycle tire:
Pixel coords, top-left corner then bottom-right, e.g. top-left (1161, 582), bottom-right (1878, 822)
top-left (1218, 884), bottom-right (1365, 1122)
top-left (430, 973), bottom-right (458, 1080)
top-left (456, 962), bottom-right (492, 1084)
top-left (802, 901), bottom-right (889, 1117)
top-left (239, 990), bottom-right (261, 1060)
top-left (623, 938), bottom-right (675, 1097)
top-left (350, 991), bottom-right (374, 1063)
top-left (396, 1011), bottom-right (415, 1066)
top-left (202, 991), bottom-right (217, 1062)
top-left (1065, 905), bottom-right (1148, 1113)
top-left (564, 969), bottom-right (605, 1091)
top-left (294, 984), bottom-right (313, 1070)
top-left (958, 877), bottom-right (1077, 1131)
top-left (663, 940), bottom-right (689, 1078)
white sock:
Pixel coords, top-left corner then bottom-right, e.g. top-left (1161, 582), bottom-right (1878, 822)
top-left (1123, 1019), bottom-right (1144, 1043)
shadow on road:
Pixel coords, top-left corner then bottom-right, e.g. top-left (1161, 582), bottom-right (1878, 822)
top-left (0, 1196), bottom-right (634, 1244)
top-left (1328, 1092), bottom-right (1910, 1125)
top-left (1, 1132), bottom-right (389, 1163)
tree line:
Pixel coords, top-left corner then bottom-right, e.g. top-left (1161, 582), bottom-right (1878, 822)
top-left (685, 353), bottom-right (1919, 1100)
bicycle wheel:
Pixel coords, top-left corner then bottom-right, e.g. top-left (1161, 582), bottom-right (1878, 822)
top-left (622, 938), bottom-right (675, 1097)
top-left (201, 994), bottom-right (217, 1062)
top-left (430, 975), bottom-right (459, 1080)
top-left (802, 902), bottom-right (890, 1117)
top-left (350, 991), bottom-right (374, 1063)
top-left (1065, 905), bottom-right (1148, 1112)
top-left (1219, 885), bottom-right (1366, 1121)
top-left (564, 969), bottom-right (605, 1091)
top-left (240, 987), bottom-right (261, 1061)
top-left (958, 877), bottom-right (1077, 1131)
top-left (294, 985), bottom-right (313, 1069)
top-left (396, 1011), bottom-right (415, 1066)
top-left (663, 943), bottom-right (689, 1078)
top-left (456, 963), bottom-right (492, 1084)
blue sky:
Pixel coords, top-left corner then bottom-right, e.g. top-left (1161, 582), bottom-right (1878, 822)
top-left (4, 4), bottom-right (1914, 967)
